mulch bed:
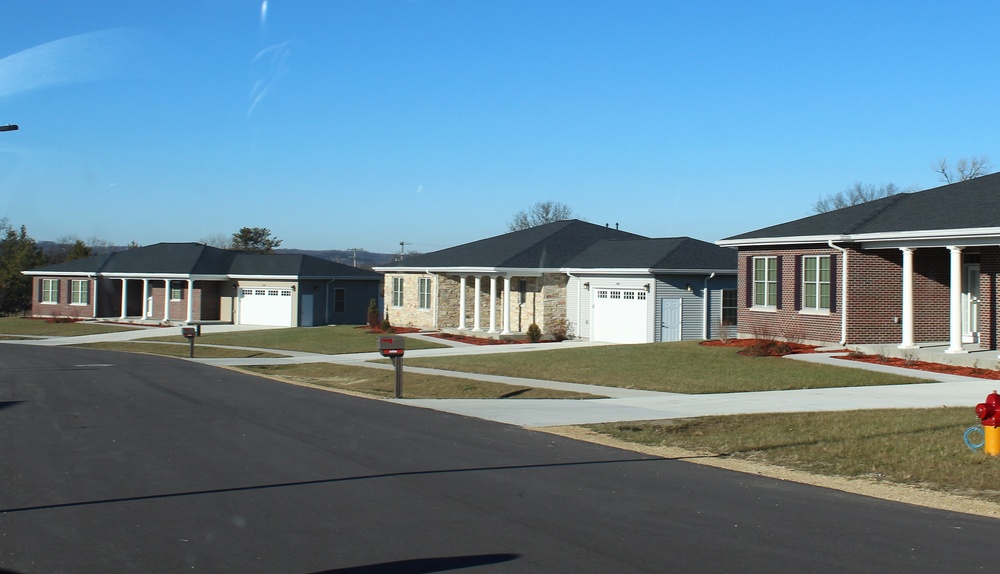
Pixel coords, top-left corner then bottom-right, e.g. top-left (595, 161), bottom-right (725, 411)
top-left (700, 339), bottom-right (826, 356)
top-left (702, 338), bottom-right (1000, 380)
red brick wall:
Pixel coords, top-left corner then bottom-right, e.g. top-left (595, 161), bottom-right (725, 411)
top-left (737, 245), bottom-right (955, 346)
top-left (978, 248), bottom-right (1000, 350)
top-left (29, 276), bottom-right (97, 319)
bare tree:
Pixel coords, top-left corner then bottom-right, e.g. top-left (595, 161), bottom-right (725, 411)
top-left (508, 200), bottom-right (574, 231)
top-left (934, 156), bottom-right (993, 184)
top-left (812, 182), bottom-right (905, 214)
top-left (200, 233), bottom-right (232, 249)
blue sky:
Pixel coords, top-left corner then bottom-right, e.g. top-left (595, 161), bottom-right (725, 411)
top-left (2, 1), bottom-right (999, 254)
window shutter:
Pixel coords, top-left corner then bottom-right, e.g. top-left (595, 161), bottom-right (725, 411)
top-left (745, 257), bottom-right (754, 307)
top-left (774, 255), bottom-right (782, 309)
top-left (829, 254), bottom-right (838, 313)
top-left (793, 256), bottom-right (802, 311)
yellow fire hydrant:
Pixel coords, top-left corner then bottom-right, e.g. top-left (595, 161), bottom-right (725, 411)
top-left (975, 390), bottom-right (1000, 455)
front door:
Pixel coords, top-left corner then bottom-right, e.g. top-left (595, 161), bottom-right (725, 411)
top-left (962, 264), bottom-right (980, 343)
top-left (660, 298), bottom-right (682, 342)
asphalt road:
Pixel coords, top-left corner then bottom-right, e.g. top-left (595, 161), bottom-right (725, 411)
top-left (0, 345), bottom-right (997, 573)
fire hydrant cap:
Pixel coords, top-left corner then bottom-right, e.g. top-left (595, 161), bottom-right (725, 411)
top-left (977, 391), bottom-right (1000, 427)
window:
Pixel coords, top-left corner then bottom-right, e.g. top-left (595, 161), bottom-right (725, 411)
top-left (721, 289), bottom-right (737, 325)
top-left (802, 255), bottom-right (831, 310)
top-left (418, 277), bottom-right (431, 310)
top-left (71, 280), bottom-right (89, 305)
top-left (41, 279), bottom-right (59, 303)
top-left (392, 277), bottom-right (403, 307)
top-left (170, 281), bottom-right (184, 301)
top-left (334, 288), bottom-right (346, 313)
top-left (752, 256), bottom-right (778, 307)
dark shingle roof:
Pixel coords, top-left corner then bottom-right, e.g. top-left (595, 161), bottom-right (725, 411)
top-left (723, 171), bottom-right (1000, 242)
top-left (382, 220), bottom-right (646, 269)
top-left (565, 238), bottom-right (737, 271)
top-left (27, 243), bottom-right (380, 279)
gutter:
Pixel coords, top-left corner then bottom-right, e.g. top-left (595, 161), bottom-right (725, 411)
top-left (828, 239), bottom-right (849, 345)
top-left (702, 272), bottom-right (715, 340)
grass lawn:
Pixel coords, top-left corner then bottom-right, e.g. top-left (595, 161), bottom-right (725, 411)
top-left (149, 325), bottom-right (448, 354)
top-left (75, 342), bottom-right (286, 359)
top-left (403, 341), bottom-right (925, 393)
top-left (588, 408), bottom-right (1000, 503)
top-left (0, 316), bottom-right (138, 337)
top-left (238, 363), bottom-right (602, 399)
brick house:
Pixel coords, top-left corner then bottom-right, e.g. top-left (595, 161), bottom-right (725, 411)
top-left (375, 220), bottom-right (737, 343)
top-left (23, 242), bottom-right (382, 327)
top-left (718, 172), bottom-right (1000, 353)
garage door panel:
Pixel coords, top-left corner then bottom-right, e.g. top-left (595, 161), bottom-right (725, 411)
top-left (592, 288), bottom-right (647, 343)
top-left (239, 288), bottom-right (294, 327)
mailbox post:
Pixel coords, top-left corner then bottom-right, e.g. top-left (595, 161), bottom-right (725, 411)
top-left (182, 327), bottom-right (197, 358)
top-left (377, 336), bottom-right (405, 398)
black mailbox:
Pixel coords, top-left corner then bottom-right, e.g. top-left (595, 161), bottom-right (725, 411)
top-left (181, 327), bottom-right (197, 339)
top-left (377, 336), bottom-right (405, 357)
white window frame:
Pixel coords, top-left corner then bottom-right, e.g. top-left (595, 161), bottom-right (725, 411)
top-left (802, 255), bottom-right (831, 311)
top-left (391, 277), bottom-right (404, 307)
top-left (752, 256), bottom-right (778, 308)
top-left (41, 279), bottom-right (59, 304)
top-left (170, 281), bottom-right (184, 301)
top-left (418, 277), bottom-right (431, 310)
top-left (71, 279), bottom-right (89, 305)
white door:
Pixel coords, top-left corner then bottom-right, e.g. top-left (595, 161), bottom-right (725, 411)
top-left (660, 298), bottom-right (682, 342)
top-left (592, 288), bottom-right (648, 343)
top-left (963, 264), bottom-right (980, 343)
top-left (238, 288), bottom-right (294, 327)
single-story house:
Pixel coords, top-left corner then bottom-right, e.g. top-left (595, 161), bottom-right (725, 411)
top-left (23, 242), bottom-right (383, 327)
top-left (717, 171), bottom-right (1000, 353)
top-left (374, 220), bottom-right (737, 343)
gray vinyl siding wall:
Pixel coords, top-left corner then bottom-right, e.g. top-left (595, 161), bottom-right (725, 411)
top-left (653, 274), bottom-right (737, 341)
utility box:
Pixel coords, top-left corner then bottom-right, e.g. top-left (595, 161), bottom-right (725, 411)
top-left (377, 336), bottom-right (405, 357)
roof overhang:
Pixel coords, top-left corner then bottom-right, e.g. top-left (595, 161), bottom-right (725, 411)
top-left (719, 226), bottom-right (1000, 250)
top-left (373, 266), bottom-right (554, 277)
top-left (717, 235), bottom-right (850, 247)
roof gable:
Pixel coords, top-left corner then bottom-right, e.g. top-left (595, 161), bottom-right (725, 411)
top-left (383, 220), bottom-right (647, 269)
top-left (723, 171), bottom-right (1000, 243)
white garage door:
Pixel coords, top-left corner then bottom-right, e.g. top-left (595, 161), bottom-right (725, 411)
top-left (592, 288), bottom-right (648, 343)
top-left (239, 288), bottom-right (294, 327)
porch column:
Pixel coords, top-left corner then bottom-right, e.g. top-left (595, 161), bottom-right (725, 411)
top-left (488, 275), bottom-right (498, 333)
top-left (946, 246), bottom-right (966, 354)
top-left (119, 279), bottom-right (128, 319)
top-left (501, 275), bottom-right (512, 334)
top-left (458, 276), bottom-right (468, 330)
top-left (164, 280), bottom-right (171, 321)
top-left (142, 279), bottom-right (150, 318)
top-left (898, 248), bottom-right (916, 349)
top-left (473, 276), bottom-right (482, 331)
top-left (185, 279), bottom-right (195, 323)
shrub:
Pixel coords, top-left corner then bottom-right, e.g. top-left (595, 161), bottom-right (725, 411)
top-left (380, 318), bottom-right (394, 333)
top-left (367, 298), bottom-right (379, 329)
top-left (547, 317), bottom-right (569, 341)
top-left (526, 323), bottom-right (542, 343)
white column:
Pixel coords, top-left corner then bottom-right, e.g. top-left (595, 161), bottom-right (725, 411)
top-left (185, 279), bottom-right (195, 323)
top-left (119, 279), bottom-right (128, 319)
top-left (458, 276), bottom-right (468, 330)
top-left (899, 248), bottom-right (916, 349)
top-left (142, 279), bottom-right (150, 318)
top-left (502, 275), bottom-right (512, 334)
top-left (946, 246), bottom-right (966, 354)
top-left (473, 276), bottom-right (482, 331)
top-left (164, 280), bottom-right (171, 321)
top-left (488, 275), bottom-right (498, 333)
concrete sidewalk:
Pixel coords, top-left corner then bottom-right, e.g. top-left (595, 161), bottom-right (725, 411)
top-left (6, 328), bottom-right (993, 428)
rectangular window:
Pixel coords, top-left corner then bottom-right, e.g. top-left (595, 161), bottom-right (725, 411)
top-left (752, 256), bottom-right (778, 307)
top-left (71, 280), bottom-right (89, 305)
top-left (802, 255), bottom-right (831, 310)
top-left (41, 279), bottom-right (59, 303)
top-left (418, 277), bottom-right (431, 310)
top-left (334, 288), bottom-right (346, 313)
top-left (392, 277), bottom-right (403, 307)
top-left (170, 281), bottom-right (184, 301)
top-left (722, 289), bottom-right (737, 325)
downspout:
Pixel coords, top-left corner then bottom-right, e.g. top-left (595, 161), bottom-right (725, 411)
top-left (828, 240), bottom-right (849, 345)
top-left (702, 272), bottom-right (716, 340)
